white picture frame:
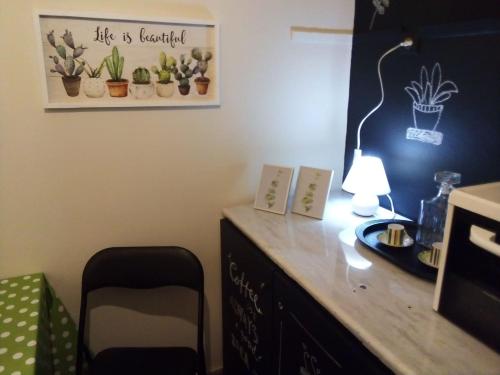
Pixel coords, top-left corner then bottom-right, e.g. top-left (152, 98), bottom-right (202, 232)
top-left (292, 166), bottom-right (334, 219)
top-left (34, 10), bottom-right (219, 109)
top-left (254, 165), bottom-right (294, 215)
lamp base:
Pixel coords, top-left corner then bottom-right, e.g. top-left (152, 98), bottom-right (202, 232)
top-left (351, 193), bottom-right (379, 216)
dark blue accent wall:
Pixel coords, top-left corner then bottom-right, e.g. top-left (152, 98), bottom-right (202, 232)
top-left (344, 0), bottom-right (500, 220)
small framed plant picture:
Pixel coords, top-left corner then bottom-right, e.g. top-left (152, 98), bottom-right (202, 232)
top-left (254, 164), bottom-right (294, 215)
top-left (292, 166), bottom-right (334, 219)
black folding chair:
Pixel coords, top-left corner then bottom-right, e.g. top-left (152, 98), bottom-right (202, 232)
top-left (76, 246), bottom-right (206, 375)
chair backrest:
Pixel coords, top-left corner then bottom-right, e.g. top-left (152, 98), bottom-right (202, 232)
top-left (76, 246), bottom-right (206, 375)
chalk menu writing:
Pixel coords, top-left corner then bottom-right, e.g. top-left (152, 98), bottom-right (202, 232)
top-left (227, 253), bottom-right (266, 374)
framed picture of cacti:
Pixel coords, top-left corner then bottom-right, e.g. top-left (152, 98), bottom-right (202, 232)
top-left (34, 11), bottom-right (219, 108)
top-left (292, 166), bottom-right (333, 219)
top-left (254, 165), bottom-right (294, 215)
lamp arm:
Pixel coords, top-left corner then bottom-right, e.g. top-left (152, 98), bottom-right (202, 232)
top-left (356, 42), bottom-right (408, 150)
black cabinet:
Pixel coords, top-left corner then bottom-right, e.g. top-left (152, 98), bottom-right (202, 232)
top-left (273, 272), bottom-right (391, 375)
top-left (221, 219), bottom-right (275, 375)
top-left (221, 219), bottom-right (391, 375)
top-left (274, 272), bottom-right (345, 374)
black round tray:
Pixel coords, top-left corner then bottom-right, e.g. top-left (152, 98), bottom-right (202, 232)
top-left (355, 219), bottom-right (437, 282)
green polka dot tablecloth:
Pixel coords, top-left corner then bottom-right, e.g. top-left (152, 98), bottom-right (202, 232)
top-left (0, 273), bottom-right (78, 375)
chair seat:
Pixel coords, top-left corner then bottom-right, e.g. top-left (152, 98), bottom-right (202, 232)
top-left (90, 346), bottom-right (198, 375)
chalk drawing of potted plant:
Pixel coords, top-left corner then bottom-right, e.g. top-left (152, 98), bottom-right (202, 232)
top-left (46, 30), bottom-right (86, 97)
top-left (105, 46), bottom-right (128, 97)
top-left (191, 48), bottom-right (213, 95)
top-left (300, 343), bottom-right (320, 375)
top-left (82, 59), bottom-right (106, 98)
top-left (265, 169), bottom-right (283, 208)
top-left (369, 0), bottom-right (390, 30)
top-left (151, 52), bottom-right (177, 98)
top-left (404, 63), bottom-right (459, 146)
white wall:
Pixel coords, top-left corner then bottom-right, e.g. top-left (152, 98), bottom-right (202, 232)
top-left (0, 0), bottom-right (354, 370)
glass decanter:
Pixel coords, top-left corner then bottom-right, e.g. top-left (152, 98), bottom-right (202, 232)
top-left (416, 171), bottom-right (461, 249)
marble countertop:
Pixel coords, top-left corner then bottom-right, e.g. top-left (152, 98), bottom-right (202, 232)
top-left (222, 191), bottom-right (500, 375)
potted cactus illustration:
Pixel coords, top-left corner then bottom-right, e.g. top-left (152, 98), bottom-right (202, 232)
top-left (191, 48), bottom-right (212, 95)
top-left (301, 172), bottom-right (321, 212)
top-left (82, 60), bottom-right (106, 98)
top-left (46, 30), bottom-right (86, 97)
top-left (105, 46), bottom-right (128, 97)
top-left (129, 67), bottom-right (154, 99)
top-left (404, 63), bottom-right (459, 145)
top-left (174, 54), bottom-right (194, 96)
top-left (265, 169), bottom-right (283, 208)
top-left (151, 52), bottom-right (177, 98)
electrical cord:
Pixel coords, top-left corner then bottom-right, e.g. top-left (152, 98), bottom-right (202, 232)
top-left (356, 39), bottom-right (413, 150)
top-left (386, 194), bottom-right (396, 219)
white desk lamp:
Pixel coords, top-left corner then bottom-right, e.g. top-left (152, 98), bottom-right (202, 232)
top-left (342, 38), bottom-right (413, 216)
top-left (342, 155), bottom-right (390, 216)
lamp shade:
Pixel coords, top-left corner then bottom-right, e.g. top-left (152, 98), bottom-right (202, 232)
top-left (342, 156), bottom-right (390, 196)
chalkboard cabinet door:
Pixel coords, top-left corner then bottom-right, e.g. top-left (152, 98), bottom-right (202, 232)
top-left (273, 272), bottom-right (392, 375)
top-left (221, 220), bottom-right (275, 375)
top-left (221, 219), bottom-right (391, 375)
